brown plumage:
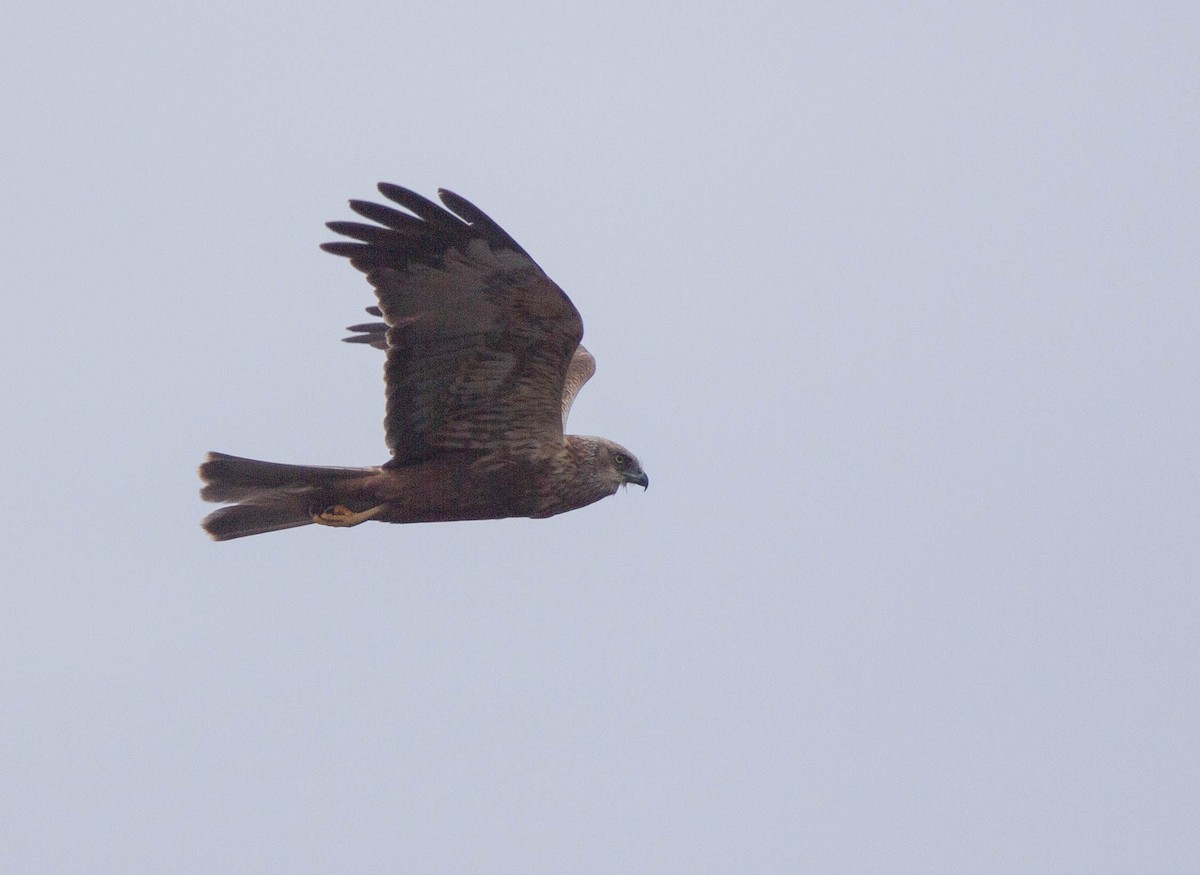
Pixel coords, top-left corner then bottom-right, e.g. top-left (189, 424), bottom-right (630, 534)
top-left (199, 183), bottom-right (647, 541)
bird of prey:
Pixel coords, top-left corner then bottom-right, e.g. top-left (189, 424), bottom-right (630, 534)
top-left (199, 183), bottom-right (647, 540)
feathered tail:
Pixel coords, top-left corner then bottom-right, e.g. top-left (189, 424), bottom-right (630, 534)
top-left (199, 452), bottom-right (373, 541)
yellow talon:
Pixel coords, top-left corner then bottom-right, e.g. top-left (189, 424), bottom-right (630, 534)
top-left (312, 503), bottom-right (386, 527)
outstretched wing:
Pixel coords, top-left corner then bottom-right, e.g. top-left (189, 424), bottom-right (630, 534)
top-left (344, 310), bottom-right (595, 429)
top-left (323, 184), bottom-right (584, 465)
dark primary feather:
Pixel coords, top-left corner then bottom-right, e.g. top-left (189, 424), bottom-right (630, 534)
top-left (325, 221), bottom-right (408, 246)
top-left (377, 183), bottom-right (464, 232)
top-left (347, 199), bottom-right (435, 236)
top-left (343, 313), bottom-right (389, 349)
top-left (436, 188), bottom-right (534, 260)
top-left (341, 305), bottom-right (388, 348)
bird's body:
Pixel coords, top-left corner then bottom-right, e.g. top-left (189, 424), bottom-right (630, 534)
top-left (200, 183), bottom-right (646, 540)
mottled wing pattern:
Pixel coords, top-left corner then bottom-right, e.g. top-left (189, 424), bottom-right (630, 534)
top-left (344, 313), bottom-right (595, 428)
top-left (323, 184), bottom-right (584, 465)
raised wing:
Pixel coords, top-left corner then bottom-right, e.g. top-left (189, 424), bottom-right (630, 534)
top-left (323, 184), bottom-right (584, 464)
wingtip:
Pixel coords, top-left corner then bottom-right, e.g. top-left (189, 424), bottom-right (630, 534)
top-left (377, 182), bottom-right (423, 206)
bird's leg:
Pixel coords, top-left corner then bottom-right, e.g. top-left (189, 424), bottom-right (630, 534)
top-left (312, 503), bottom-right (386, 527)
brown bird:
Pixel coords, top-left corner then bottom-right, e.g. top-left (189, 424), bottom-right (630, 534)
top-left (199, 183), bottom-right (647, 540)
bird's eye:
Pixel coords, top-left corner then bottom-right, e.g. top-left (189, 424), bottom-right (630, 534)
top-left (614, 453), bottom-right (625, 465)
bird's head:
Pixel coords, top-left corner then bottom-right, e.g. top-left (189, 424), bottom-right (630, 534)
top-left (598, 439), bottom-right (649, 491)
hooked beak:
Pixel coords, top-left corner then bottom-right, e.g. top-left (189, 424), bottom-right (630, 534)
top-left (627, 470), bottom-right (649, 490)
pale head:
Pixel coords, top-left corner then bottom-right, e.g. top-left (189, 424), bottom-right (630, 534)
top-left (586, 437), bottom-right (649, 493)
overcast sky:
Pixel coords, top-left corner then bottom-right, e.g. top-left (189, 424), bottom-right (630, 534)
top-left (2, 2), bottom-right (1198, 872)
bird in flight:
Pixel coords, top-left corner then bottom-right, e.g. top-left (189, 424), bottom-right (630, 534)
top-left (199, 183), bottom-right (647, 540)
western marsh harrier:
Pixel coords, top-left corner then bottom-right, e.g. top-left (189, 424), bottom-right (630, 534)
top-left (199, 183), bottom-right (647, 540)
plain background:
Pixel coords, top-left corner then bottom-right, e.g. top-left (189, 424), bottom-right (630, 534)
top-left (2, 2), bottom-right (1197, 872)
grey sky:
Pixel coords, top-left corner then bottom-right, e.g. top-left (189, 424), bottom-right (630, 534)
top-left (2, 2), bottom-right (1198, 872)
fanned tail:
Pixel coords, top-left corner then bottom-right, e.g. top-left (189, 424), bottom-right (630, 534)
top-left (199, 452), bottom-right (373, 541)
